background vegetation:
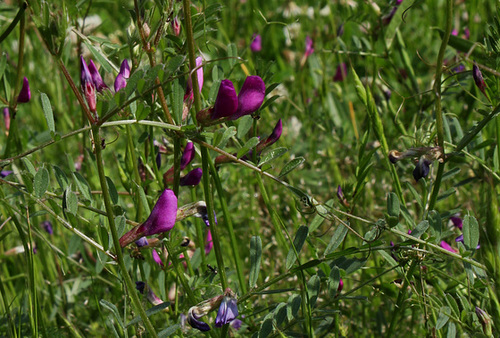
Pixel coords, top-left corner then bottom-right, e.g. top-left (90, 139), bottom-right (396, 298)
top-left (1, 0), bottom-right (499, 336)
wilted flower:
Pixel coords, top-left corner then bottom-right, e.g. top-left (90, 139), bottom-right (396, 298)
top-left (172, 17), bottom-right (181, 36)
top-left (119, 189), bottom-right (178, 247)
top-left (440, 241), bottom-right (457, 253)
top-left (152, 249), bottom-right (164, 267)
top-left (180, 168), bottom-right (203, 186)
top-left (136, 281), bottom-right (165, 307)
top-left (41, 221), bottom-right (53, 235)
top-left (475, 306), bottom-right (492, 336)
top-left (88, 60), bottom-right (108, 92)
top-left (333, 63), bottom-right (348, 82)
top-left (17, 77), bottom-right (31, 103)
top-left (215, 296), bottom-right (239, 327)
top-left (80, 56), bottom-right (96, 113)
top-left (413, 157), bottom-right (432, 182)
top-left (472, 62), bottom-right (487, 97)
top-left (3, 107), bottom-right (10, 131)
top-left (188, 307), bottom-right (211, 332)
top-left (250, 34), bottom-right (262, 52)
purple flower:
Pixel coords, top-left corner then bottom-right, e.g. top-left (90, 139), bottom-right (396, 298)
top-left (135, 237), bottom-right (149, 247)
top-left (455, 234), bottom-right (480, 249)
top-left (472, 62), bottom-right (487, 96)
top-left (413, 158), bottom-right (431, 182)
top-left (119, 189), bottom-right (178, 247)
top-left (187, 307), bottom-right (211, 332)
top-left (3, 107), bottom-right (10, 131)
top-left (152, 249), bottom-right (164, 267)
top-left (164, 142), bottom-right (196, 184)
top-left (135, 281), bottom-right (164, 307)
top-left (333, 63), bottom-right (348, 82)
top-left (80, 56), bottom-right (96, 112)
top-left (230, 319), bottom-right (242, 330)
top-left (180, 168), bottom-right (203, 186)
top-left (0, 170), bottom-right (13, 178)
top-left (338, 278), bottom-right (344, 293)
top-left (211, 80), bottom-right (239, 119)
top-left (17, 77), bottom-right (31, 103)
top-left (337, 185), bottom-right (344, 201)
top-left (135, 281), bottom-right (146, 293)
top-left (476, 307), bottom-right (492, 336)
top-left (440, 241), bottom-right (457, 253)
top-left (119, 60), bottom-right (130, 79)
top-left (172, 17), bottom-right (181, 36)
top-left (205, 229), bottom-right (213, 255)
top-left (88, 60), bottom-right (108, 92)
top-left (305, 36), bottom-right (314, 57)
top-left (250, 34), bottom-right (262, 52)
top-left (114, 60), bottom-right (130, 92)
top-left (215, 297), bottom-right (239, 327)
top-left (41, 221), bottom-right (53, 235)
top-left (450, 216), bottom-right (463, 230)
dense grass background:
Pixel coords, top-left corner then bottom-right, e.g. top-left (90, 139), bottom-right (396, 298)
top-left (1, 0), bottom-right (500, 336)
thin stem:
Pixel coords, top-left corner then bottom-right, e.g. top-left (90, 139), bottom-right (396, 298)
top-left (125, 125), bottom-right (143, 221)
top-left (0, 2), bottom-right (26, 44)
top-left (91, 125), bottom-right (158, 337)
top-left (11, 4), bottom-right (26, 108)
top-left (428, 0), bottom-right (453, 211)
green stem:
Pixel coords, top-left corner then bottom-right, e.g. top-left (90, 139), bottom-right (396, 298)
top-left (11, 4), bottom-right (26, 108)
top-left (91, 125), bottom-right (158, 337)
top-left (428, 0), bottom-right (453, 211)
top-left (0, 2), bottom-right (26, 44)
top-left (125, 125), bottom-right (143, 221)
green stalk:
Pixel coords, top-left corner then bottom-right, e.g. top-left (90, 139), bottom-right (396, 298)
top-left (0, 2), bottom-right (26, 44)
top-left (91, 125), bottom-right (158, 337)
top-left (11, 6), bottom-right (25, 109)
top-left (428, 0), bottom-right (453, 211)
top-left (208, 159), bottom-right (247, 294)
top-left (125, 125), bottom-right (143, 221)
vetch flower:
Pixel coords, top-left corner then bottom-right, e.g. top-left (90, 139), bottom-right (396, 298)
top-left (413, 157), bottom-right (432, 182)
top-left (304, 36), bottom-right (314, 57)
top-left (80, 56), bottom-right (97, 113)
top-left (88, 60), bottom-right (108, 92)
top-left (187, 295), bottom-right (224, 332)
top-left (41, 221), bottom-right (53, 235)
top-left (450, 216), bottom-right (463, 230)
top-left (152, 249), bottom-right (164, 267)
top-left (119, 189), bottom-right (178, 247)
top-left (472, 62), bottom-right (487, 97)
top-left (114, 60), bottom-right (130, 92)
top-left (0, 170), bottom-right (13, 178)
top-left (333, 63), bottom-right (348, 82)
top-left (180, 168), bottom-right (203, 186)
top-left (455, 234), bottom-right (480, 249)
top-left (440, 241), bottom-right (457, 253)
top-left (135, 237), bottom-right (149, 247)
top-left (172, 17), bottom-right (181, 36)
top-left (205, 229), bottom-right (213, 255)
top-left (187, 307), bottom-right (211, 332)
top-left (17, 77), bottom-right (31, 103)
top-left (136, 281), bottom-right (165, 307)
top-left (119, 59), bottom-right (130, 79)
top-left (230, 319), bottom-right (242, 330)
top-left (164, 142), bottom-right (196, 184)
top-left (475, 306), bottom-right (492, 336)
top-left (215, 296), bottom-right (239, 327)
top-left (210, 80), bottom-right (239, 119)
top-left (338, 278), bottom-right (344, 293)
top-left (250, 34), bottom-right (262, 52)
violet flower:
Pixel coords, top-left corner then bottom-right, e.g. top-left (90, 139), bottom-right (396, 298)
top-left (250, 34), bottom-right (262, 52)
top-left (41, 221), bottom-right (53, 235)
top-left (152, 249), bottom-right (164, 267)
top-left (180, 168), bottom-right (203, 186)
top-left (205, 229), bottom-right (213, 255)
top-left (304, 36), bottom-right (314, 57)
top-left (413, 158), bottom-right (431, 182)
top-left (135, 237), bottom-right (149, 247)
top-left (119, 59), bottom-right (130, 79)
top-left (114, 60), bottom-right (130, 92)
top-left (88, 60), bottom-right (108, 92)
top-left (187, 307), bottom-right (211, 332)
top-left (455, 234), bottom-right (480, 249)
top-left (0, 170), bottom-right (13, 178)
top-left (333, 63), bottom-right (348, 82)
top-left (215, 297), bottom-right (239, 327)
top-left (119, 189), bottom-right (178, 247)
top-left (17, 77), bottom-right (31, 103)
top-left (230, 319), bottom-right (242, 330)
top-left (338, 278), bottom-right (344, 293)
top-left (202, 76), bottom-right (266, 122)
top-left (450, 216), bottom-right (462, 230)
top-left (440, 241), bottom-right (457, 253)
top-left (80, 56), bottom-right (96, 112)
top-left (3, 107), bottom-right (10, 131)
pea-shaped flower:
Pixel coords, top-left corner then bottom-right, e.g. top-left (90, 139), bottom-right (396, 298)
top-left (119, 189), bottom-right (178, 247)
top-left (80, 56), bottom-right (96, 113)
top-left (17, 77), bottom-right (31, 103)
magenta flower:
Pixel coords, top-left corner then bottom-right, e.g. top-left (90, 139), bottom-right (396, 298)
top-left (17, 77), bottom-right (31, 103)
top-left (472, 62), bottom-right (487, 97)
top-left (152, 249), bottom-right (164, 267)
top-left (338, 278), bottom-right (344, 293)
top-left (114, 60), bottom-right (130, 92)
top-left (205, 229), bottom-right (213, 255)
top-left (211, 80), bottom-right (239, 119)
top-left (1, 170), bottom-right (13, 178)
top-left (180, 168), bottom-right (203, 186)
top-left (119, 59), bottom-right (130, 79)
top-left (215, 297), bottom-right (239, 327)
top-left (305, 36), bottom-right (314, 57)
top-left (333, 63), bottom-right (348, 82)
top-left (88, 60), bottom-right (108, 92)
top-left (450, 216), bottom-right (463, 230)
top-left (250, 34), bottom-right (262, 52)
top-left (3, 107), bottom-right (10, 131)
top-left (164, 142), bottom-right (196, 184)
top-left (119, 189), bottom-right (178, 247)
top-left (440, 241), bottom-right (457, 253)
top-left (80, 56), bottom-right (96, 112)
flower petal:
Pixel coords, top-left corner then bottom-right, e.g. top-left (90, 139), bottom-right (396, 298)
top-left (211, 80), bottom-right (238, 119)
top-left (231, 76), bottom-right (265, 120)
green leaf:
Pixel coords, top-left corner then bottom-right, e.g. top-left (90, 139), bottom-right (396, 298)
top-left (387, 192), bottom-right (400, 217)
top-left (427, 210), bottom-right (442, 243)
top-left (249, 236), bottom-right (262, 288)
top-left (83, 41), bottom-right (113, 73)
top-left (63, 187), bottom-right (78, 216)
top-left (411, 220), bottom-right (429, 239)
top-left (286, 225), bottom-right (309, 269)
top-left (158, 324), bottom-right (180, 338)
top-left (100, 299), bottom-right (124, 329)
top-left (0, 53), bottom-right (6, 81)
top-left (237, 136), bottom-right (260, 159)
top-left (126, 302), bottom-right (170, 327)
top-left (258, 147), bottom-right (288, 167)
top-left (237, 115), bottom-right (253, 139)
top-left (307, 274), bottom-right (321, 308)
top-left (22, 157), bottom-right (37, 176)
top-left (40, 93), bottom-right (55, 135)
top-left (309, 199), bottom-right (334, 232)
top-left (259, 312), bottom-right (274, 338)
top-left (435, 306), bottom-right (451, 330)
top-left (73, 172), bottom-right (93, 202)
top-left (106, 176), bottom-right (118, 205)
top-left (227, 43), bottom-right (237, 68)
top-left (328, 266), bottom-right (341, 298)
top-left (171, 79), bottom-right (184, 124)
top-left (462, 215), bottom-right (479, 250)
top-left (287, 294), bottom-right (302, 321)
top-left (34, 167), bottom-right (49, 197)
top-left (273, 302), bottom-right (287, 326)
top-left (165, 55), bottom-right (185, 76)
top-left (279, 157), bottom-right (305, 177)
top-left (215, 126), bottom-right (236, 148)
top-left (325, 224), bottom-right (348, 255)
top-left (52, 166), bottom-right (69, 190)
top-left (446, 322), bottom-right (456, 338)
top-left (351, 65), bottom-right (367, 106)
